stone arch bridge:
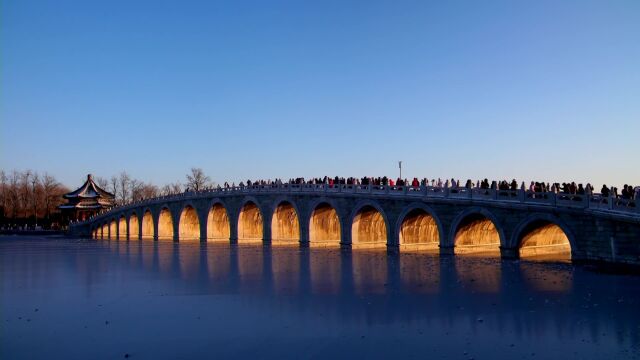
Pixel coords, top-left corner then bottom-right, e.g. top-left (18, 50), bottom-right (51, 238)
top-left (70, 184), bottom-right (640, 265)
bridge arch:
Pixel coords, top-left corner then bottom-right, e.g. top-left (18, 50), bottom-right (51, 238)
top-left (128, 212), bottom-right (140, 240)
top-left (141, 209), bottom-right (154, 240)
top-left (207, 200), bottom-right (230, 241)
top-left (396, 203), bottom-right (443, 251)
top-left (109, 219), bottom-right (117, 240)
top-left (271, 200), bottom-right (301, 244)
top-left (179, 203), bottom-right (201, 242)
top-left (308, 199), bottom-right (342, 247)
top-left (350, 200), bottom-right (389, 249)
top-left (157, 206), bottom-right (174, 241)
top-left (512, 214), bottom-right (574, 262)
top-left (118, 215), bottom-right (127, 240)
top-left (237, 199), bottom-right (263, 242)
top-left (449, 207), bottom-right (504, 256)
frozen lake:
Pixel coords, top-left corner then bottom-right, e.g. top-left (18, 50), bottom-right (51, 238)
top-left (2, 236), bottom-right (640, 359)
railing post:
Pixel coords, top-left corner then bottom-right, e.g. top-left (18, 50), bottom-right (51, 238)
top-left (518, 189), bottom-right (525, 203)
top-left (403, 186), bottom-right (408, 195)
top-left (492, 189), bottom-right (498, 200)
top-left (444, 188), bottom-right (450, 198)
top-left (608, 196), bottom-right (614, 210)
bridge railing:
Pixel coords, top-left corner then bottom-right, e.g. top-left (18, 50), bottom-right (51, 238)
top-left (73, 183), bottom-right (639, 226)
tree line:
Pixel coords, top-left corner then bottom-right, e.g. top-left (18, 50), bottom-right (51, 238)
top-left (0, 169), bottom-right (70, 229)
top-left (0, 168), bottom-right (213, 230)
top-left (95, 167), bottom-right (213, 206)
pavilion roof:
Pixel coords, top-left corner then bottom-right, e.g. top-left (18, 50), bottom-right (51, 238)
top-left (63, 174), bottom-right (115, 200)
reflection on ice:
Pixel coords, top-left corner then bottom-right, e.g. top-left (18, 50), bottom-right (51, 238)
top-left (2, 237), bottom-right (639, 360)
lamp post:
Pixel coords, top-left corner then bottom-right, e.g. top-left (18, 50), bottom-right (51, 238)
top-left (398, 161), bottom-right (402, 180)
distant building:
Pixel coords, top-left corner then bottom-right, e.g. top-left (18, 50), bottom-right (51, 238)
top-left (59, 174), bottom-right (115, 221)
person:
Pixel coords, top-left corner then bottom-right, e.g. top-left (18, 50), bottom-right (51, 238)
top-left (570, 182), bottom-right (577, 195)
top-left (529, 181), bottom-right (535, 197)
top-left (601, 184), bottom-right (610, 198)
top-left (621, 185), bottom-right (630, 199)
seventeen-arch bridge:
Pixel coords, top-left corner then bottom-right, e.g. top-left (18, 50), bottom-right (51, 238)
top-left (70, 184), bottom-right (640, 265)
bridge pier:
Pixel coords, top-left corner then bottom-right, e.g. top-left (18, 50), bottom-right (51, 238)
top-left (439, 246), bottom-right (454, 256)
top-left (500, 247), bottom-right (519, 259)
top-left (386, 244), bottom-right (399, 255)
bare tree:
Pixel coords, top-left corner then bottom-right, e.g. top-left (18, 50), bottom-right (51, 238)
top-left (161, 182), bottom-right (183, 196)
top-left (31, 172), bottom-right (40, 226)
top-left (185, 168), bottom-right (210, 192)
top-left (40, 173), bottom-right (60, 220)
top-left (95, 176), bottom-right (109, 191)
top-left (132, 181), bottom-right (158, 201)
top-left (0, 170), bottom-right (6, 219)
top-left (119, 171), bottom-right (131, 204)
top-left (129, 178), bottom-right (142, 202)
top-left (8, 171), bottom-right (20, 219)
top-left (110, 176), bottom-right (119, 205)
top-left (19, 170), bottom-right (32, 219)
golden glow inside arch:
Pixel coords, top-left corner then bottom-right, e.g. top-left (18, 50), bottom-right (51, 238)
top-left (207, 204), bottom-right (230, 241)
top-left (129, 214), bottom-right (139, 240)
top-left (454, 214), bottom-right (501, 256)
top-left (351, 205), bottom-right (387, 249)
top-left (519, 222), bottom-right (571, 262)
top-left (309, 203), bottom-right (341, 247)
top-left (179, 206), bottom-right (200, 241)
top-left (158, 208), bottom-right (174, 241)
top-left (118, 217), bottom-right (126, 240)
top-left (142, 211), bottom-right (154, 240)
top-left (238, 202), bottom-right (263, 242)
top-left (109, 221), bottom-right (117, 240)
top-left (399, 208), bottom-right (440, 251)
top-left (271, 202), bottom-right (300, 244)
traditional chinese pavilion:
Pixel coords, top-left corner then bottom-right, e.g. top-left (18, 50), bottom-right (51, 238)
top-left (59, 174), bottom-right (115, 221)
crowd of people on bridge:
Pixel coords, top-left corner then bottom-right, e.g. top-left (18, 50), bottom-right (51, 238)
top-left (83, 175), bottom-right (640, 224)
top-left (217, 176), bottom-right (638, 207)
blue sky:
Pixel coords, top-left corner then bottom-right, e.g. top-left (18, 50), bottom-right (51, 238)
top-left (2, 0), bottom-right (639, 188)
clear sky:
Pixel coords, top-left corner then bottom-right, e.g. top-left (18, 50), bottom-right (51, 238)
top-left (2, 0), bottom-right (639, 188)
